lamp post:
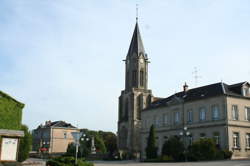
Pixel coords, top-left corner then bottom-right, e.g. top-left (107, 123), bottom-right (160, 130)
top-left (80, 134), bottom-right (90, 158)
top-left (71, 132), bottom-right (83, 165)
top-left (179, 126), bottom-right (190, 162)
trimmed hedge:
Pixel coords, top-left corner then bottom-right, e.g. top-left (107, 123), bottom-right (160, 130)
top-left (46, 156), bottom-right (93, 166)
top-left (0, 92), bottom-right (24, 130)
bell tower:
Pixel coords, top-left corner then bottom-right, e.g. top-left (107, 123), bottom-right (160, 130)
top-left (117, 19), bottom-right (153, 157)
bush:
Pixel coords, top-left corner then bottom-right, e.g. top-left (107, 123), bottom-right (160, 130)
top-left (161, 136), bottom-right (184, 161)
top-left (46, 156), bottom-right (93, 166)
top-left (223, 149), bottom-right (233, 159)
top-left (18, 124), bottom-right (32, 162)
top-left (161, 155), bottom-right (174, 161)
top-left (187, 138), bottom-right (217, 161)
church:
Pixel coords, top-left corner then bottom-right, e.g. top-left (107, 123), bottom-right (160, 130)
top-left (117, 19), bottom-right (157, 158)
top-left (117, 20), bottom-right (250, 159)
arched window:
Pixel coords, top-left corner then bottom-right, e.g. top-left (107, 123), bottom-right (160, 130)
top-left (132, 70), bottom-right (137, 87)
top-left (140, 70), bottom-right (144, 87)
top-left (137, 95), bottom-right (143, 120)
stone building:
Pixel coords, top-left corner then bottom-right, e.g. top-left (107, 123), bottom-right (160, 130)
top-left (117, 19), bottom-right (250, 159)
top-left (0, 90), bottom-right (25, 161)
top-left (141, 82), bottom-right (250, 159)
top-left (32, 120), bottom-right (79, 154)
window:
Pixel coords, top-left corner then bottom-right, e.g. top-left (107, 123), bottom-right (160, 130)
top-left (154, 116), bottom-right (161, 127)
top-left (199, 107), bottom-right (206, 121)
top-left (132, 70), bottom-right (137, 86)
top-left (246, 133), bottom-right (250, 149)
top-left (137, 95), bottom-right (142, 120)
top-left (163, 114), bottom-right (168, 125)
top-left (212, 105), bottom-right (220, 120)
top-left (243, 88), bottom-right (249, 96)
top-left (64, 132), bottom-right (67, 139)
top-left (245, 107), bottom-right (250, 121)
top-left (232, 105), bottom-right (239, 120)
top-left (187, 110), bottom-right (193, 123)
top-left (233, 132), bottom-right (240, 148)
top-left (200, 133), bottom-right (206, 139)
top-left (140, 70), bottom-right (144, 87)
top-left (213, 132), bottom-right (220, 145)
top-left (174, 112), bottom-right (180, 124)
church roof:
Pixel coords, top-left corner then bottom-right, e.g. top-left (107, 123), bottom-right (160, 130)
top-left (145, 81), bottom-right (250, 111)
top-left (127, 22), bottom-right (145, 57)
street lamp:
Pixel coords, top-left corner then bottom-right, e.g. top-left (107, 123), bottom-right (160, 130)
top-left (71, 132), bottom-right (83, 165)
top-left (80, 134), bottom-right (90, 158)
top-left (179, 126), bottom-right (190, 162)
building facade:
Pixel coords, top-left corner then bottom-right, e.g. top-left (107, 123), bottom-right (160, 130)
top-left (141, 82), bottom-right (250, 159)
top-left (32, 121), bottom-right (79, 154)
top-left (0, 90), bottom-right (24, 162)
top-left (117, 21), bottom-right (154, 157)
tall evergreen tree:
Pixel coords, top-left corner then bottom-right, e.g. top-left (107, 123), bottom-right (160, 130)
top-left (18, 124), bottom-right (32, 162)
top-left (145, 125), bottom-right (157, 159)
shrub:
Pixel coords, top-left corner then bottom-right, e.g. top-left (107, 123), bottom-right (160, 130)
top-left (18, 124), bottom-right (32, 162)
top-left (161, 136), bottom-right (184, 161)
top-left (161, 155), bottom-right (174, 161)
top-left (187, 138), bottom-right (218, 161)
top-left (145, 125), bottom-right (158, 159)
top-left (223, 149), bottom-right (233, 159)
top-left (46, 156), bottom-right (93, 166)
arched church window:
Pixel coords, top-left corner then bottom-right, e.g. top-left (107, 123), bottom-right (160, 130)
top-left (140, 70), bottom-right (144, 87)
top-left (137, 95), bottom-right (143, 120)
top-left (132, 70), bottom-right (137, 86)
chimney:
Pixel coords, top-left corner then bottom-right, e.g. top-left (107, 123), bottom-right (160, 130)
top-left (183, 82), bottom-right (188, 92)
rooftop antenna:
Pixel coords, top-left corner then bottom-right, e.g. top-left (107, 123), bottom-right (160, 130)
top-left (136, 4), bottom-right (139, 22)
top-left (192, 67), bottom-right (202, 87)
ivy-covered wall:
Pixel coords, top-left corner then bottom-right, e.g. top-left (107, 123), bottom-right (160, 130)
top-left (0, 91), bottom-right (24, 130)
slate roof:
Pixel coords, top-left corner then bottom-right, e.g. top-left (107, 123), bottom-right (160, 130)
top-left (145, 81), bottom-right (250, 111)
top-left (127, 22), bottom-right (145, 57)
top-left (38, 121), bottom-right (76, 129)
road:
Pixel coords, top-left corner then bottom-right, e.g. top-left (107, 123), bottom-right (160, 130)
top-left (93, 160), bottom-right (250, 166)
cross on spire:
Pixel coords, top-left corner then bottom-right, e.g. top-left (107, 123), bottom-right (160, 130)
top-left (136, 4), bottom-right (139, 22)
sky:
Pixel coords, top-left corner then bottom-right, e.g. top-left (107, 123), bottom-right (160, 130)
top-left (0, 0), bottom-right (250, 132)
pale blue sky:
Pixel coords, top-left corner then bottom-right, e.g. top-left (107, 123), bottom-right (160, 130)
top-left (0, 0), bottom-right (250, 132)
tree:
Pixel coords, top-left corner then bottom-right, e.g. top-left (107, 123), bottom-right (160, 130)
top-left (187, 138), bottom-right (217, 161)
top-left (161, 136), bottom-right (184, 161)
top-left (145, 125), bottom-right (157, 159)
top-left (98, 131), bottom-right (117, 157)
top-left (18, 124), bottom-right (32, 162)
top-left (94, 135), bottom-right (107, 153)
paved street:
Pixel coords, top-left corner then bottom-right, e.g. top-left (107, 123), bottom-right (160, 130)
top-left (93, 160), bottom-right (250, 166)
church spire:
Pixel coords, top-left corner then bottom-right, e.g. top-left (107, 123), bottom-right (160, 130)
top-left (127, 21), bottom-right (145, 58)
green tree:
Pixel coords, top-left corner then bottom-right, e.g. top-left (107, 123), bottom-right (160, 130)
top-left (145, 125), bottom-right (157, 159)
top-left (161, 136), bottom-right (184, 161)
top-left (98, 131), bottom-right (117, 157)
top-left (187, 138), bottom-right (217, 161)
top-left (95, 135), bottom-right (107, 153)
top-left (18, 124), bottom-right (32, 162)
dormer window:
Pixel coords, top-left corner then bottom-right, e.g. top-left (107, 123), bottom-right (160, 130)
top-left (243, 87), bottom-right (249, 97)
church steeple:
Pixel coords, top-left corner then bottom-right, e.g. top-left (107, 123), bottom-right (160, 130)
top-left (127, 22), bottom-right (145, 58)
top-left (125, 21), bottom-right (149, 91)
